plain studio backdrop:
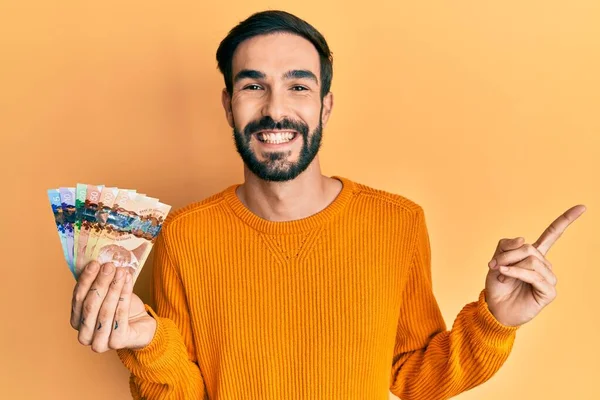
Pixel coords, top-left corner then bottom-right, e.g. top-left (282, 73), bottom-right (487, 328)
top-left (1, 1), bottom-right (598, 399)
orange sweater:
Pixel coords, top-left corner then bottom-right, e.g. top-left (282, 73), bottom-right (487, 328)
top-left (117, 176), bottom-right (518, 399)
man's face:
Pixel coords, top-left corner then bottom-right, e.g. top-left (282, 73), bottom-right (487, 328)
top-left (222, 33), bottom-right (333, 182)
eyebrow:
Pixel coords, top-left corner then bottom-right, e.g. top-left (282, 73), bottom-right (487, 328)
top-left (283, 69), bottom-right (319, 85)
top-left (233, 69), bottom-right (319, 85)
top-left (233, 69), bottom-right (265, 83)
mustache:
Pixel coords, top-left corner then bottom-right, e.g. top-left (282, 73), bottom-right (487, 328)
top-left (243, 116), bottom-right (309, 138)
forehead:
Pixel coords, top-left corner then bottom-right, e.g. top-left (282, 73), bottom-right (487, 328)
top-left (232, 33), bottom-right (320, 78)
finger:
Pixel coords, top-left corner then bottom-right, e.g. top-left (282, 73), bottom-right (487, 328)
top-left (70, 261), bottom-right (101, 330)
top-left (534, 258), bottom-right (558, 286)
top-left (493, 237), bottom-right (525, 259)
top-left (533, 204), bottom-right (586, 256)
top-left (505, 255), bottom-right (557, 285)
top-left (90, 268), bottom-right (127, 353)
top-left (490, 237), bottom-right (524, 282)
top-left (108, 271), bottom-right (134, 350)
top-left (490, 243), bottom-right (552, 271)
top-left (498, 264), bottom-right (556, 300)
top-left (77, 263), bottom-right (117, 346)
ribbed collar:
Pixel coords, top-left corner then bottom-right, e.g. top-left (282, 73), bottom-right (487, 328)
top-left (222, 176), bottom-right (356, 234)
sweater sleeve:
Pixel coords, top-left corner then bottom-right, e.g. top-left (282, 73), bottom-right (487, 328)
top-left (389, 208), bottom-right (519, 400)
top-left (116, 232), bottom-right (207, 399)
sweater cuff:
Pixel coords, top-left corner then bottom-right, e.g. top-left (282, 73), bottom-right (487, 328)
top-left (471, 289), bottom-right (519, 351)
top-left (116, 304), bottom-right (177, 372)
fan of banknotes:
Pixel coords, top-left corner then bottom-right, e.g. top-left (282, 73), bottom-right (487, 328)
top-left (47, 184), bottom-right (171, 282)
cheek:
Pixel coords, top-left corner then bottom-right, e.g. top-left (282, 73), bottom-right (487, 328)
top-left (231, 96), bottom-right (261, 127)
top-left (294, 99), bottom-right (322, 127)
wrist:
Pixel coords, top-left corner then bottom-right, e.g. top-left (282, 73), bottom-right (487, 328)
top-left (128, 305), bottom-right (159, 351)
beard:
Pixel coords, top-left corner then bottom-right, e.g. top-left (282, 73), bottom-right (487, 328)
top-left (232, 112), bottom-right (323, 182)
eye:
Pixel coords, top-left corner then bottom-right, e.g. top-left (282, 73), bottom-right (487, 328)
top-left (243, 84), bottom-right (262, 90)
top-left (291, 85), bottom-right (308, 91)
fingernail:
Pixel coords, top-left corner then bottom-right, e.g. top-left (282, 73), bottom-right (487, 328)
top-left (488, 259), bottom-right (497, 268)
top-left (87, 262), bottom-right (99, 273)
top-left (102, 263), bottom-right (115, 275)
top-left (115, 268), bottom-right (124, 280)
top-left (500, 266), bottom-right (509, 272)
top-left (125, 272), bottom-right (132, 283)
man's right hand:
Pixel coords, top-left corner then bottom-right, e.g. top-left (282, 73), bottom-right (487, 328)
top-left (70, 261), bottom-right (157, 353)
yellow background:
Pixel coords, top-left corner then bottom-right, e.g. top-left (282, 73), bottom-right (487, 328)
top-left (1, 1), bottom-right (598, 399)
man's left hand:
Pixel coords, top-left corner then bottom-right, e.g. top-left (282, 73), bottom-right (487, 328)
top-left (484, 204), bottom-right (586, 327)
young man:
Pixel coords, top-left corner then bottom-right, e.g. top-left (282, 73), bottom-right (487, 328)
top-left (70, 10), bottom-right (585, 399)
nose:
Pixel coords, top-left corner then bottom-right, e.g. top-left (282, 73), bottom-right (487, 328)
top-left (261, 88), bottom-right (289, 122)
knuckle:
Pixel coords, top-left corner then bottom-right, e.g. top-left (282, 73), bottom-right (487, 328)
top-left (115, 307), bottom-right (127, 320)
top-left (83, 301), bottom-right (96, 315)
top-left (72, 282), bottom-right (83, 296)
top-left (91, 342), bottom-right (108, 353)
top-left (78, 334), bottom-right (91, 346)
top-left (97, 309), bottom-right (111, 323)
top-left (108, 280), bottom-right (122, 293)
top-left (74, 293), bottom-right (86, 304)
top-left (73, 285), bottom-right (87, 301)
top-left (527, 254), bottom-right (539, 265)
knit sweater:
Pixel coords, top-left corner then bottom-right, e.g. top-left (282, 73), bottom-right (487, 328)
top-left (117, 176), bottom-right (518, 400)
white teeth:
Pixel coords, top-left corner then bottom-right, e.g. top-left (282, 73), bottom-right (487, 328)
top-left (258, 131), bottom-right (295, 144)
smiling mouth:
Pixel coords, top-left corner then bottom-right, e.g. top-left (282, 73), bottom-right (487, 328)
top-left (255, 130), bottom-right (298, 144)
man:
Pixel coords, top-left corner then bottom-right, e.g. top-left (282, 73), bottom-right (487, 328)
top-left (70, 10), bottom-right (586, 399)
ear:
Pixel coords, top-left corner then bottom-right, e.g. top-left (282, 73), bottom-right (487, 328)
top-left (320, 91), bottom-right (334, 127)
top-left (221, 88), bottom-right (234, 128)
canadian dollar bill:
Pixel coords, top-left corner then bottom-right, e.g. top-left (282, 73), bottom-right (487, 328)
top-left (73, 184), bottom-right (90, 269)
top-left (59, 187), bottom-right (76, 275)
top-left (47, 189), bottom-right (69, 267)
top-left (135, 201), bottom-right (172, 273)
top-left (75, 184), bottom-right (104, 277)
top-left (91, 192), bottom-right (159, 283)
top-left (49, 184), bottom-right (171, 281)
top-left (84, 187), bottom-right (119, 262)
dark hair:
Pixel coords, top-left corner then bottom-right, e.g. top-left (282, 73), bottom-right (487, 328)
top-left (216, 10), bottom-right (333, 99)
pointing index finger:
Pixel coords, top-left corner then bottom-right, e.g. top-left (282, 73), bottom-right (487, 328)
top-left (533, 204), bottom-right (586, 256)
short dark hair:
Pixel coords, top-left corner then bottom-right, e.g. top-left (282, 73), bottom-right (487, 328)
top-left (216, 10), bottom-right (333, 99)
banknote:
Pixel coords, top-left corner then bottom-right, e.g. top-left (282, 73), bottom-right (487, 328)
top-left (75, 184), bottom-right (104, 276)
top-left (47, 189), bottom-right (69, 266)
top-left (91, 192), bottom-right (159, 283)
top-left (84, 187), bottom-right (119, 262)
top-left (48, 183), bottom-right (171, 281)
top-left (86, 189), bottom-right (137, 266)
top-left (59, 187), bottom-right (76, 274)
top-left (73, 184), bottom-right (90, 269)
top-left (133, 201), bottom-right (172, 272)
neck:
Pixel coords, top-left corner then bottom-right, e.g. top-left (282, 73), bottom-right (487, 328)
top-left (237, 158), bottom-right (343, 222)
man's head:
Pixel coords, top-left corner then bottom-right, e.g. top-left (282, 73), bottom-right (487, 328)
top-left (216, 10), bottom-right (334, 182)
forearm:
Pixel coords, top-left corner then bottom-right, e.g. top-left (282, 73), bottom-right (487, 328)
top-left (390, 290), bottom-right (518, 400)
top-left (117, 306), bottom-right (206, 399)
